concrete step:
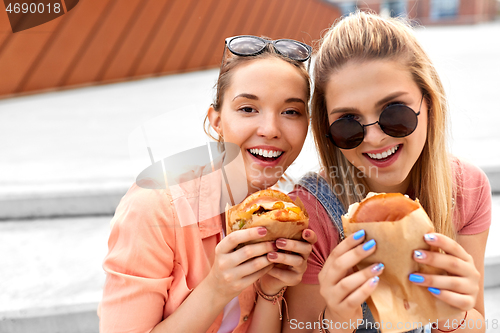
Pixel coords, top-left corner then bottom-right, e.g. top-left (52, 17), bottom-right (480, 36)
top-left (0, 211), bottom-right (499, 333)
top-left (0, 304), bottom-right (98, 333)
top-left (0, 168), bottom-right (498, 221)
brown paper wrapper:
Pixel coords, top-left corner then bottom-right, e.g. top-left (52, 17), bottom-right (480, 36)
top-left (342, 206), bottom-right (461, 333)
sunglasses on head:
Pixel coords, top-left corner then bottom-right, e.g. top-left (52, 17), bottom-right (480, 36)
top-left (223, 35), bottom-right (312, 63)
top-left (326, 95), bottom-right (425, 150)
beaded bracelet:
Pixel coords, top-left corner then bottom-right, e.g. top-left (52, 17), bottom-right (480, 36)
top-left (433, 311), bottom-right (468, 333)
top-left (253, 280), bottom-right (289, 321)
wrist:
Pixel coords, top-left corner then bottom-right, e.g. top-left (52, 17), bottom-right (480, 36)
top-left (320, 307), bottom-right (357, 333)
top-left (432, 311), bottom-right (468, 333)
top-left (254, 280), bottom-right (289, 321)
top-left (258, 279), bottom-right (285, 296)
top-left (203, 273), bottom-right (236, 305)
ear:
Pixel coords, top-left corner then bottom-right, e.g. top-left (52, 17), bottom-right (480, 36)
top-left (207, 105), bottom-right (223, 137)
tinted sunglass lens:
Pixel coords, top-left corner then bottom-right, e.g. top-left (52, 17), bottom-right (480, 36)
top-left (329, 118), bottom-right (364, 149)
top-left (229, 37), bottom-right (266, 55)
top-left (274, 40), bottom-right (310, 61)
top-left (379, 105), bottom-right (418, 137)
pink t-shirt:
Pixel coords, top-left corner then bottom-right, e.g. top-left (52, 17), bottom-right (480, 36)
top-left (290, 158), bottom-right (492, 284)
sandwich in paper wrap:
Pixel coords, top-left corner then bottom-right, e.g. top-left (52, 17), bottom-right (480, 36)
top-left (342, 193), bottom-right (461, 333)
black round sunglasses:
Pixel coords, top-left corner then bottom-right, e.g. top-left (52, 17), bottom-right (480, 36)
top-left (326, 95), bottom-right (425, 150)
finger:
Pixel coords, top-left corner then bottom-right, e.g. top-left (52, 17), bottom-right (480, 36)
top-left (330, 229), bottom-right (367, 260)
top-left (321, 238), bottom-right (377, 286)
top-left (413, 250), bottom-right (471, 277)
top-left (427, 287), bottom-right (476, 311)
top-left (340, 275), bottom-right (380, 310)
top-left (334, 238), bottom-right (378, 275)
top-left (332, 263), bottom-right (385, 303)
top-left (216, 227), bottom-right (268, 254)
top-left (267, 251), bottom-right (306, 272)
top-left (275, 238), bottom-right (312, 260)
top-left (232, 241), bottom-right (275, 266)
top-left (266, 266), bottom-right (303, 286)
top-left (238, 263), bottom-right (274, 288)
top-left (408, 273), bottom-right (476, 295)
top-left (423, 233), bottom-right (473, 263)
top-left (302, 229), bottom-right (317, 245)
top-left (233, 255), bottom-right (274, 278)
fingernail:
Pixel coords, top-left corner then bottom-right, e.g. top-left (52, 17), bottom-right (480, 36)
top-left (424, 234), bottom-right (437, 242)
top-left (276, 239), bottom-right (287, 248)
top-left (268, 252), bottom-right (278, 260)
top-left (409, 274), bottom-right (425, 283)
top-left (370, 276), bottom-right (379, 286)
top-left (304, 230), bottom-right (311, 238)
top-left (428, 287), bottom-right (441, 295)
top-left (258, 227), bottom-right (267, 236)
top-left (414, 250), bottom-right (427, 259)
top-left (353, 229), bottom-right (365, 240)
top-left (363, 239), bottom-right (376, 251)
top-left (272, 242), bottom-right (278, 251)
top-left (371, 263), bottom-right (385, 273)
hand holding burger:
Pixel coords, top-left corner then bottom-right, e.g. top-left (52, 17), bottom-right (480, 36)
top-left (223, 189), bottom-right (315, 298)
top-left (226, 189), bottom-right (309, 245)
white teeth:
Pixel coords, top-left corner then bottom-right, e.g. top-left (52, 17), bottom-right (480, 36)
top-left (249, 148), bottom-right (284, 158)
top-left (367, 145), bottom-right (399, 160)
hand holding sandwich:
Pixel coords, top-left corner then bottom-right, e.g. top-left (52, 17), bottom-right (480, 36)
top-left (319, 193), bottom-right (481, 332)
top-left (318, 229), bottom-right (381, 328)
top-left (410, 232), bottom-right (481, 330)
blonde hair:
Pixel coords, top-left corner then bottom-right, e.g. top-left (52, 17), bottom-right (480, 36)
top-left (311, 11), bottom-right (456, 239)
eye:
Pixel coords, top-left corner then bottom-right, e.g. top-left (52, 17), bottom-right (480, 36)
top-left (282, 109), bottom-right (301, 116)
top-left (386, 101), bottom-right (406, 107)
top-left (238, 106), bottom-right (257, 113)
top-left (338, 113), bottom-right (360, 121)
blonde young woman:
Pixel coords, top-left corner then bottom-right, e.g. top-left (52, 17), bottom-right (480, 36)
top-left (99, 36), bottom-right (317, 333)
top-left (285, 12), bottom-right (491, 333)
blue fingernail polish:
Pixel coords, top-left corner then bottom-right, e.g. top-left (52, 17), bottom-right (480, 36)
top-left (425, 234), bottom-right (437, 242)
top-left (363, 239), bottom-right (376, 251)
top-left (414, 250), bottom-right (426, 259)
top-left (353, 229), bottom-right (365, 240)
top-left (428, 287), bottom-right (441, 295)
top-left (370, 276), bottom-right (379, 286)
top-left (371, 263), bottom-right (384, 273)
top-left (409, 274), bottom-right (425, 283)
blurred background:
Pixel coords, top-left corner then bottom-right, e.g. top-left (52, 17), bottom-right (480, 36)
top-left (0, 0), bottom-right (499, 332)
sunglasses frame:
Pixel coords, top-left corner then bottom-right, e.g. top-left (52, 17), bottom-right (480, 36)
top-left (221, 35), bottom-right (312, 71)
top-left (326, 94), bottom-right (425, 149)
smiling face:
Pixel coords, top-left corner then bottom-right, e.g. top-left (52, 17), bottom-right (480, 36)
top-left (209, 57), bottom-right (309, 192)
top-left (325, 59), bottom-right (428, 193)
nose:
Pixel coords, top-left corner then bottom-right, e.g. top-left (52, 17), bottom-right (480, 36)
top-left (362, 121), bottom-right (387, 146)
top-left (256, 113), bottom-right (281, 139)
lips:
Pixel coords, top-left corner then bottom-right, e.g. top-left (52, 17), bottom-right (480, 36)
top-left (363, 144), bottom-right (402, 167)
top-left (366, 145), bottom-right (400, 160)
top-left (248, 148), bottom-right (284, 162)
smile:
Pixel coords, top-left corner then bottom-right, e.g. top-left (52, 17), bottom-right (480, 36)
top-left (366, 145), bottom-right (400, 160)
top-left (248, 148), bottom-right (284, 161)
